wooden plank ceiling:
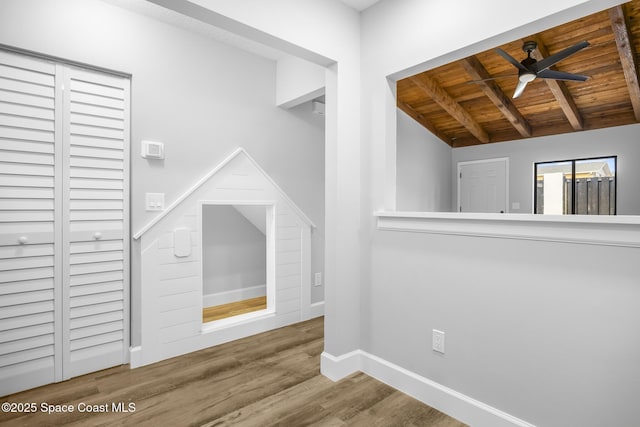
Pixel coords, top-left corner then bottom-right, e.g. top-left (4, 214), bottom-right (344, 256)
top-left (397, 0), bottom-right (640, 148)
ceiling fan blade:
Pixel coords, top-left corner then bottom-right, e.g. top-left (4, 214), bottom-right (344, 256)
top-left (537, 69), bottom-right (589, 82)
top-left (535, 40), bottom-right (590, 72)
top-left (513, 80), bottom-right (528, 99)
top-left (465, 74), bottom-right (517, 84)
top-left (495, 48), bottom-right (529, 72)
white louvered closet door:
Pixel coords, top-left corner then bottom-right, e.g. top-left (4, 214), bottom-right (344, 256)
top-left (0, 49), bottom-right (129, 396)
top-left (0, 51), bottom-right (61, 396)
top-left (62, 66), bottom-right (129, 379)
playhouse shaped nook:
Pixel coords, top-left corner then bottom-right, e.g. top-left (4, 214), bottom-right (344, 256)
top-left (132, 148), bottom-right (315, 367)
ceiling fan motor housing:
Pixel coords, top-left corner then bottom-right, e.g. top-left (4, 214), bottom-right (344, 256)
top-left (519, 58), bottom-right (538, 82)
top-left (522, 40), bottom-right (538, 53)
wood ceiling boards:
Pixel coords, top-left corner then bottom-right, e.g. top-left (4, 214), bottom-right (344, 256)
top-left (397, 0), bottom-right (640, 148)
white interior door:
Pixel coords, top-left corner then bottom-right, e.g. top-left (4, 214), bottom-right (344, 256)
top-left (458, 158), bottom-right (508, 213)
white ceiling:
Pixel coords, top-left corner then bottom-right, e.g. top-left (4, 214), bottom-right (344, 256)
top-left (101, 0), bottom-right (381, 61)
top-left (100, 0), bottom-right (286, 60)
top-left (339, 0), bottom-right (381, 11)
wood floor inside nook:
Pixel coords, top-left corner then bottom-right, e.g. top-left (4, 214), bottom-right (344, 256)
top-left (202, 296), bottom-right (267, 323)
top-left (0, 317), bottom-right (468, 427)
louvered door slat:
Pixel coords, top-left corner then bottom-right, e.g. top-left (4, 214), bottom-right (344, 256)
top-left (69, 240), bottom-right (123, 254)
top-left (1, 277), bottom-right (54, 294)
top-left (0, 102), bottom-right (55, 121)
top-left (0, 174), bottom-right (55, 187)
top-left (0, 163), bottom-right (54, 177)
top-left (0, 89), bottom-right (55, 109)
top-left (0, 254), bottom-right (53, 271)
top-left (0, 77), bottom-right (55, 98)
top-left (0, 114), bottom-right (55, 132)
top-left (0, 139), bottom-right (55, 154)
top-left (69, 280), bottom-right (123, 297)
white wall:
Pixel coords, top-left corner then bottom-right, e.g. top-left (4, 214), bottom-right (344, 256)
top-left (202, 205), bottom-right (266, 296)
top-left (368, 229), bottom-right (640, 427)
top-left (396, 109), bottom-right (452, 211)
top-left (0, 0), bottom-right (326, 342)
top-left (276, 55), bottom-right (325, 108)
top-left (361, 1), bottom-right (639, 426)
top-left (164, 0), bottom-right (363, 358)
top-left (452, 123), bottom-right (640, 214)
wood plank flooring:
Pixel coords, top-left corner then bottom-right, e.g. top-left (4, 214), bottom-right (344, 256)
top-left (203, 296), bottom-right (267, 323)
top-left (0, 317), bottom-right (467, 427)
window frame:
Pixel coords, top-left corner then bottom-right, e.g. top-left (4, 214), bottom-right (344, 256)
top-left (533, 155), bottom-right (617, 215)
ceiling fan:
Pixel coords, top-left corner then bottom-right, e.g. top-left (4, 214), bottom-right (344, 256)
top-left (494, 40), bottom-right (590, 98)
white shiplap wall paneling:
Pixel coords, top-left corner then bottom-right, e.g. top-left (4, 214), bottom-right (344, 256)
top-left (134, 150), bottom-right (315, 367)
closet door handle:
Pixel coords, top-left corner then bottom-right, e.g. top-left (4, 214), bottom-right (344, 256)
top-left (93, 232), bottom-right (103, 240)
top-left (18, 236), bottom-right (28, 245)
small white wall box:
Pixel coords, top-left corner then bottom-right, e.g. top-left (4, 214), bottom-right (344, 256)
top-left (145, 193), bottom-right (165, 211)
top-left (141, 140), bottom-right (164, 159)
top-left (173, 227), bottom-right (192, 257)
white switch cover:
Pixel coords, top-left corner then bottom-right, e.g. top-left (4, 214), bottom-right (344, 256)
top-left (314, 272), bottom-right (322, 287)
top-left (146, 193), bottom-right (165, 211)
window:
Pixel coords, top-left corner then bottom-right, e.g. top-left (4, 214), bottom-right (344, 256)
top-left (534, 156), bottom-right (616, 215)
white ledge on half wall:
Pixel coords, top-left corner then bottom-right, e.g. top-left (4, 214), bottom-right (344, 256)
top-left (375, 211), bottom-right (640, 248)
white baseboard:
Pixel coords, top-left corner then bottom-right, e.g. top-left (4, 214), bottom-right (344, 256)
top-left (203, 284), bottom-right (266, 307)
top-left (309, 301), bottom-right (324, 318)
top-left (320, 350), bottom-right (362, 382)
top-left (321, 350), bottom-right (536, 427)
top-left (129, 346), bottom-right (142, 368)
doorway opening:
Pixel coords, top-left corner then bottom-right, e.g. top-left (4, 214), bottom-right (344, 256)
top-left (200, 201), bottom-right (275, 325)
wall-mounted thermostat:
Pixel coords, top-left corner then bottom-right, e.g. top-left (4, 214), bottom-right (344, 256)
top-left (141, 140), bottom-right (164, 159)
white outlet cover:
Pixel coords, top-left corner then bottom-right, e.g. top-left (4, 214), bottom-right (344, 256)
top-left (432, 329), bottom-right (445, 354)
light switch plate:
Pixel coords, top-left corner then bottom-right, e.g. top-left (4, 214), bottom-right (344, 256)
top-left (145, 193), bottom-right (165, 211)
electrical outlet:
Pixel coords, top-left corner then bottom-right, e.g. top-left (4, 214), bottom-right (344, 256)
top-left (432, 329), bottom-right (445, 354)
top-left (314, 272), bottom-right (322, 287)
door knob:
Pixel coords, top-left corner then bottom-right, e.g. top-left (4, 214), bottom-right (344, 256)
top-left (18, 236), bottom-right (28, 244)
top-left (93, 232), bottom-right (103, 240)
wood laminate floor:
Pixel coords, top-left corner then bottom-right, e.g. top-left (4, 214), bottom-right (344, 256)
top-left (0, 317), bottom-right (467, 427)
top-left (203, 296), bottom-right (267, 323)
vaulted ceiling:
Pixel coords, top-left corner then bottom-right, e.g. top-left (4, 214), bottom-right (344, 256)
top-left (397, 0), bottom-right (640, 148)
